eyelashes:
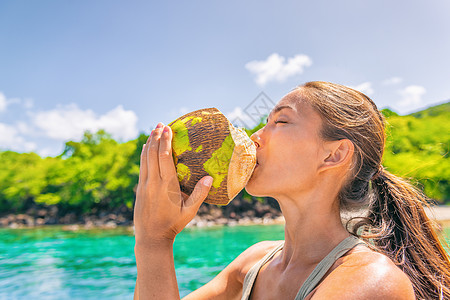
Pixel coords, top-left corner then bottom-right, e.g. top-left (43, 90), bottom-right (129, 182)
top-left (264, 117), bottom-right (287, 125)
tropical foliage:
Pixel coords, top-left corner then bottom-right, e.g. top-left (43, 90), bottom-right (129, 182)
top-left (382, 102), bottom-right (449, 201)
top-left (0, 103), bottom-right (448, 214)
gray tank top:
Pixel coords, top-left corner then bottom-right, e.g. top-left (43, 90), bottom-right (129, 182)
top-left (241, 235), bottom-right (363, 300)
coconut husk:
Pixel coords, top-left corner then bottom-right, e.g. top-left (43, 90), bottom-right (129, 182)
top-left (169, 107), bottom-right (256, 205)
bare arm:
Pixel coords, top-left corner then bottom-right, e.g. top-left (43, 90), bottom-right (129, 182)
top-left (134, 241), bottom-right (179, 299)
top-left (133, 123), bottom-right (213, 299)
top-left (134, 240), bottom-right (243, 300)
top-left (134, 280), bottom-right (138, 300)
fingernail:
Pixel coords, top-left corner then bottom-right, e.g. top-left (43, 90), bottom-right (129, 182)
top-left (203, 176), bottom-right (213, 186)
top-left (156, 122), bottom-right (164, 129)
top-left (163, 126), bottom-right (169, 133)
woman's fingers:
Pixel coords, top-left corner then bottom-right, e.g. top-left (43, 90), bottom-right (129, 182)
top-left (138, 131), bottom-right (154, 184)
top-left (184, 176), bottom-right (213, 209)
top-left (159, 125), bottom-right (177, 181)
top-left (138, 143), bottom-right (148, 184)
top-left (148, 123), bottom-right (164, 181)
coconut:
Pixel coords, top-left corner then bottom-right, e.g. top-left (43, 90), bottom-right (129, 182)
top-left (168, 107), bottom-right (257, 205)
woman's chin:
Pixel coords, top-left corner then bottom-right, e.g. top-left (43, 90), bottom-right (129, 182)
top-left (244, 184), bottom-right (266, 197)
top-left (245, 172), bottom-right (272, 197)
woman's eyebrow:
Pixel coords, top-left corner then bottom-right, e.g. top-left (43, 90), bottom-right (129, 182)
top-left (266, 105), bottom-right (295, 123)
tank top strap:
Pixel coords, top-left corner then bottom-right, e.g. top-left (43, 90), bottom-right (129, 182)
top-left (241, 241), bottom-right (285, 300)
top-left (294, 235), bottom-right (364, 300)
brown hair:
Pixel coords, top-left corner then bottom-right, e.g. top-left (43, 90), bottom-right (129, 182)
top-left (298, 81), bottom-right (450, 299)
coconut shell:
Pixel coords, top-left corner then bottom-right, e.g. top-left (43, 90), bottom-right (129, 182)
top-left (168, 107), bottom-right (256, 205)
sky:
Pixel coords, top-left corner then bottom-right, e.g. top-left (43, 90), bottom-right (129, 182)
top-left (1, 0), bottom-right (449, 157)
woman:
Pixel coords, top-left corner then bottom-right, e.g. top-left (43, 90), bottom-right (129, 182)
top-left (133, 81), bottom-right (450, 299)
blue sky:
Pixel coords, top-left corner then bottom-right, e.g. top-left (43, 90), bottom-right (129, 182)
top-left (1, 0), bottom-right (449, 156)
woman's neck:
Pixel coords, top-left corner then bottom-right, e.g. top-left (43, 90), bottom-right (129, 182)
top-left (275, 189), bottom-right (350, 270)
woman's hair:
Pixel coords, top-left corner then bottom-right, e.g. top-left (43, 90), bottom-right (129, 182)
top-left (298, 81), bottom-right (450, 299)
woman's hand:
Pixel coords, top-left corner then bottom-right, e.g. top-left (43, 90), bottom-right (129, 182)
top-left (134, 122), bottom-right (213, 246)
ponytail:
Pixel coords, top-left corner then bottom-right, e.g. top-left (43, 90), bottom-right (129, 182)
top-left (353, 168), bottom-right (450, 299)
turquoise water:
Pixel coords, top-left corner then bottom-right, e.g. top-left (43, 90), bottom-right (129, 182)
top-left (0, 225), bottom-right (285, 299)
top-left (1, 225), bottom-right (449, 299)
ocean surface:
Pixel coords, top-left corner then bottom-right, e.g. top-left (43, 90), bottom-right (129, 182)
top-left (1, 224), bottom-right (449, 299)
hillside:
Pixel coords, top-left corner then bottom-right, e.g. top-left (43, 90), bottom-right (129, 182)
top-left (382, 101), bottom-right (450, 201)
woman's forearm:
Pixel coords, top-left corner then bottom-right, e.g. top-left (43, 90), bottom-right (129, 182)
top-left (134, 280), bottom-right (139, 300)
top-left (134, 240), bottom-right (180, 300)
top-left (133, 125), bottom-right (212, 299)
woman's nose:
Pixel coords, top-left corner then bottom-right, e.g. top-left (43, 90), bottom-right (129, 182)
top-left (250, 132), bottom-right (261, 148)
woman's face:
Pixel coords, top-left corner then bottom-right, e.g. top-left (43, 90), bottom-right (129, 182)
top-left (245, 90), bottom-right (327, 199)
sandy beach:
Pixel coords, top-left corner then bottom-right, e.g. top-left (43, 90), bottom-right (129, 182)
top-left (426, 205), bottom-right (450, 227)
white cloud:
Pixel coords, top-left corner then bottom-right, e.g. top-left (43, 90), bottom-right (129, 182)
top-left (16, 121), bottom-right (33, 135)
top-left (0, 89), bottom-right (139, 155)
top-left (350, 82), bottom-right (374, 96)
top-left (22, 98), bottom-right (34, 109)
top-left (30, 104), bottom-right (139, 142)
top-left (0, 122), bottom-right (36, 152)
top-left (0, 92), bottom-right (7, 112)
top-left (382, 77), bottom-right (403, 86)
top-left (226, 106), bottom-right (255, 128)
top-left (0, 92), bottom-right (34, 112)
top-left (36, 147), bottom-right (58, 158)
top-left (397, 85), bottom-right (426, 108)
top-left (245, 53), bottom-right (312, 86)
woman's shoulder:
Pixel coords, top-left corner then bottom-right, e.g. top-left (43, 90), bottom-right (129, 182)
top-left (309, 244), bottom-right (416, 299)
top-left (234, 240), bottom-right (284, 283)
top-left (182, 240), bottom-right (284, 300)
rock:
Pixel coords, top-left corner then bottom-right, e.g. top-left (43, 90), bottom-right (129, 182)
top-left (36, 218), bottom-right (45, 226)
top-left (44, 217), bottom-right (58, 225)
top-left (49, 206), bottom-right (58, 216)
top-left (84, 220), bottom-right (94, 229)
top-left (216, 218), bottom-right (228, 225)
top-left (238, 217), bottom-right (252, 225)
top-left (227, 220), bottom-right (238, 226)
top-left (263, 217), bottom-right (272, 224)
top-left (62, 224), bottom-right (80, 231)
top-left (0, 218), bottom-right (8, 227)
top-left (107, 214), bottom-right (117, 220)
top-left (26, 207), bottom-right (37, 216)
top-left (245, 210), bottom-right (256, 218)
top-left (104, 221), bottom-right (117, 229)
top-left (25, 217), bottom-right (35, 226)
top-left (37, 209), bottom-right (47, 217)
top-left (196, 220), bottom-right (207, 227)
top-left (9, 222), bottom-right (19, 229)
top-left (16, 214), bottom-right (27, 222)
top-left (59, 213), bottom-right (77, 224)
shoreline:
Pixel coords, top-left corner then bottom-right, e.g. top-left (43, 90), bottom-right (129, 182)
top-left (0, 215), bottom-right (287, 231)
top-left (1, 205), bottom-right (449, 230)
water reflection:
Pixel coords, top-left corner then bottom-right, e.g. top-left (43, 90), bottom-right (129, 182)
top-left (1, 226), bottom-right (137, 299)
top-left (1, 224), bottom-right (448, 299)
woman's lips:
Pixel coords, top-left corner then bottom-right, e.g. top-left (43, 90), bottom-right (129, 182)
top-left (253, 157), bottom-right (260, 172)
top-left (249, 163), bottom-right (258, 179)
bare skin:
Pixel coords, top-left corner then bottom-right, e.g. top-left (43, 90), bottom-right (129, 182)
top-left (134, 89), bottom-right (415, 299)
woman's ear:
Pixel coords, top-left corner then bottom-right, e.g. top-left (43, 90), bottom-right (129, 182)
top-left (319, 139), bottom-right (354, 172)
